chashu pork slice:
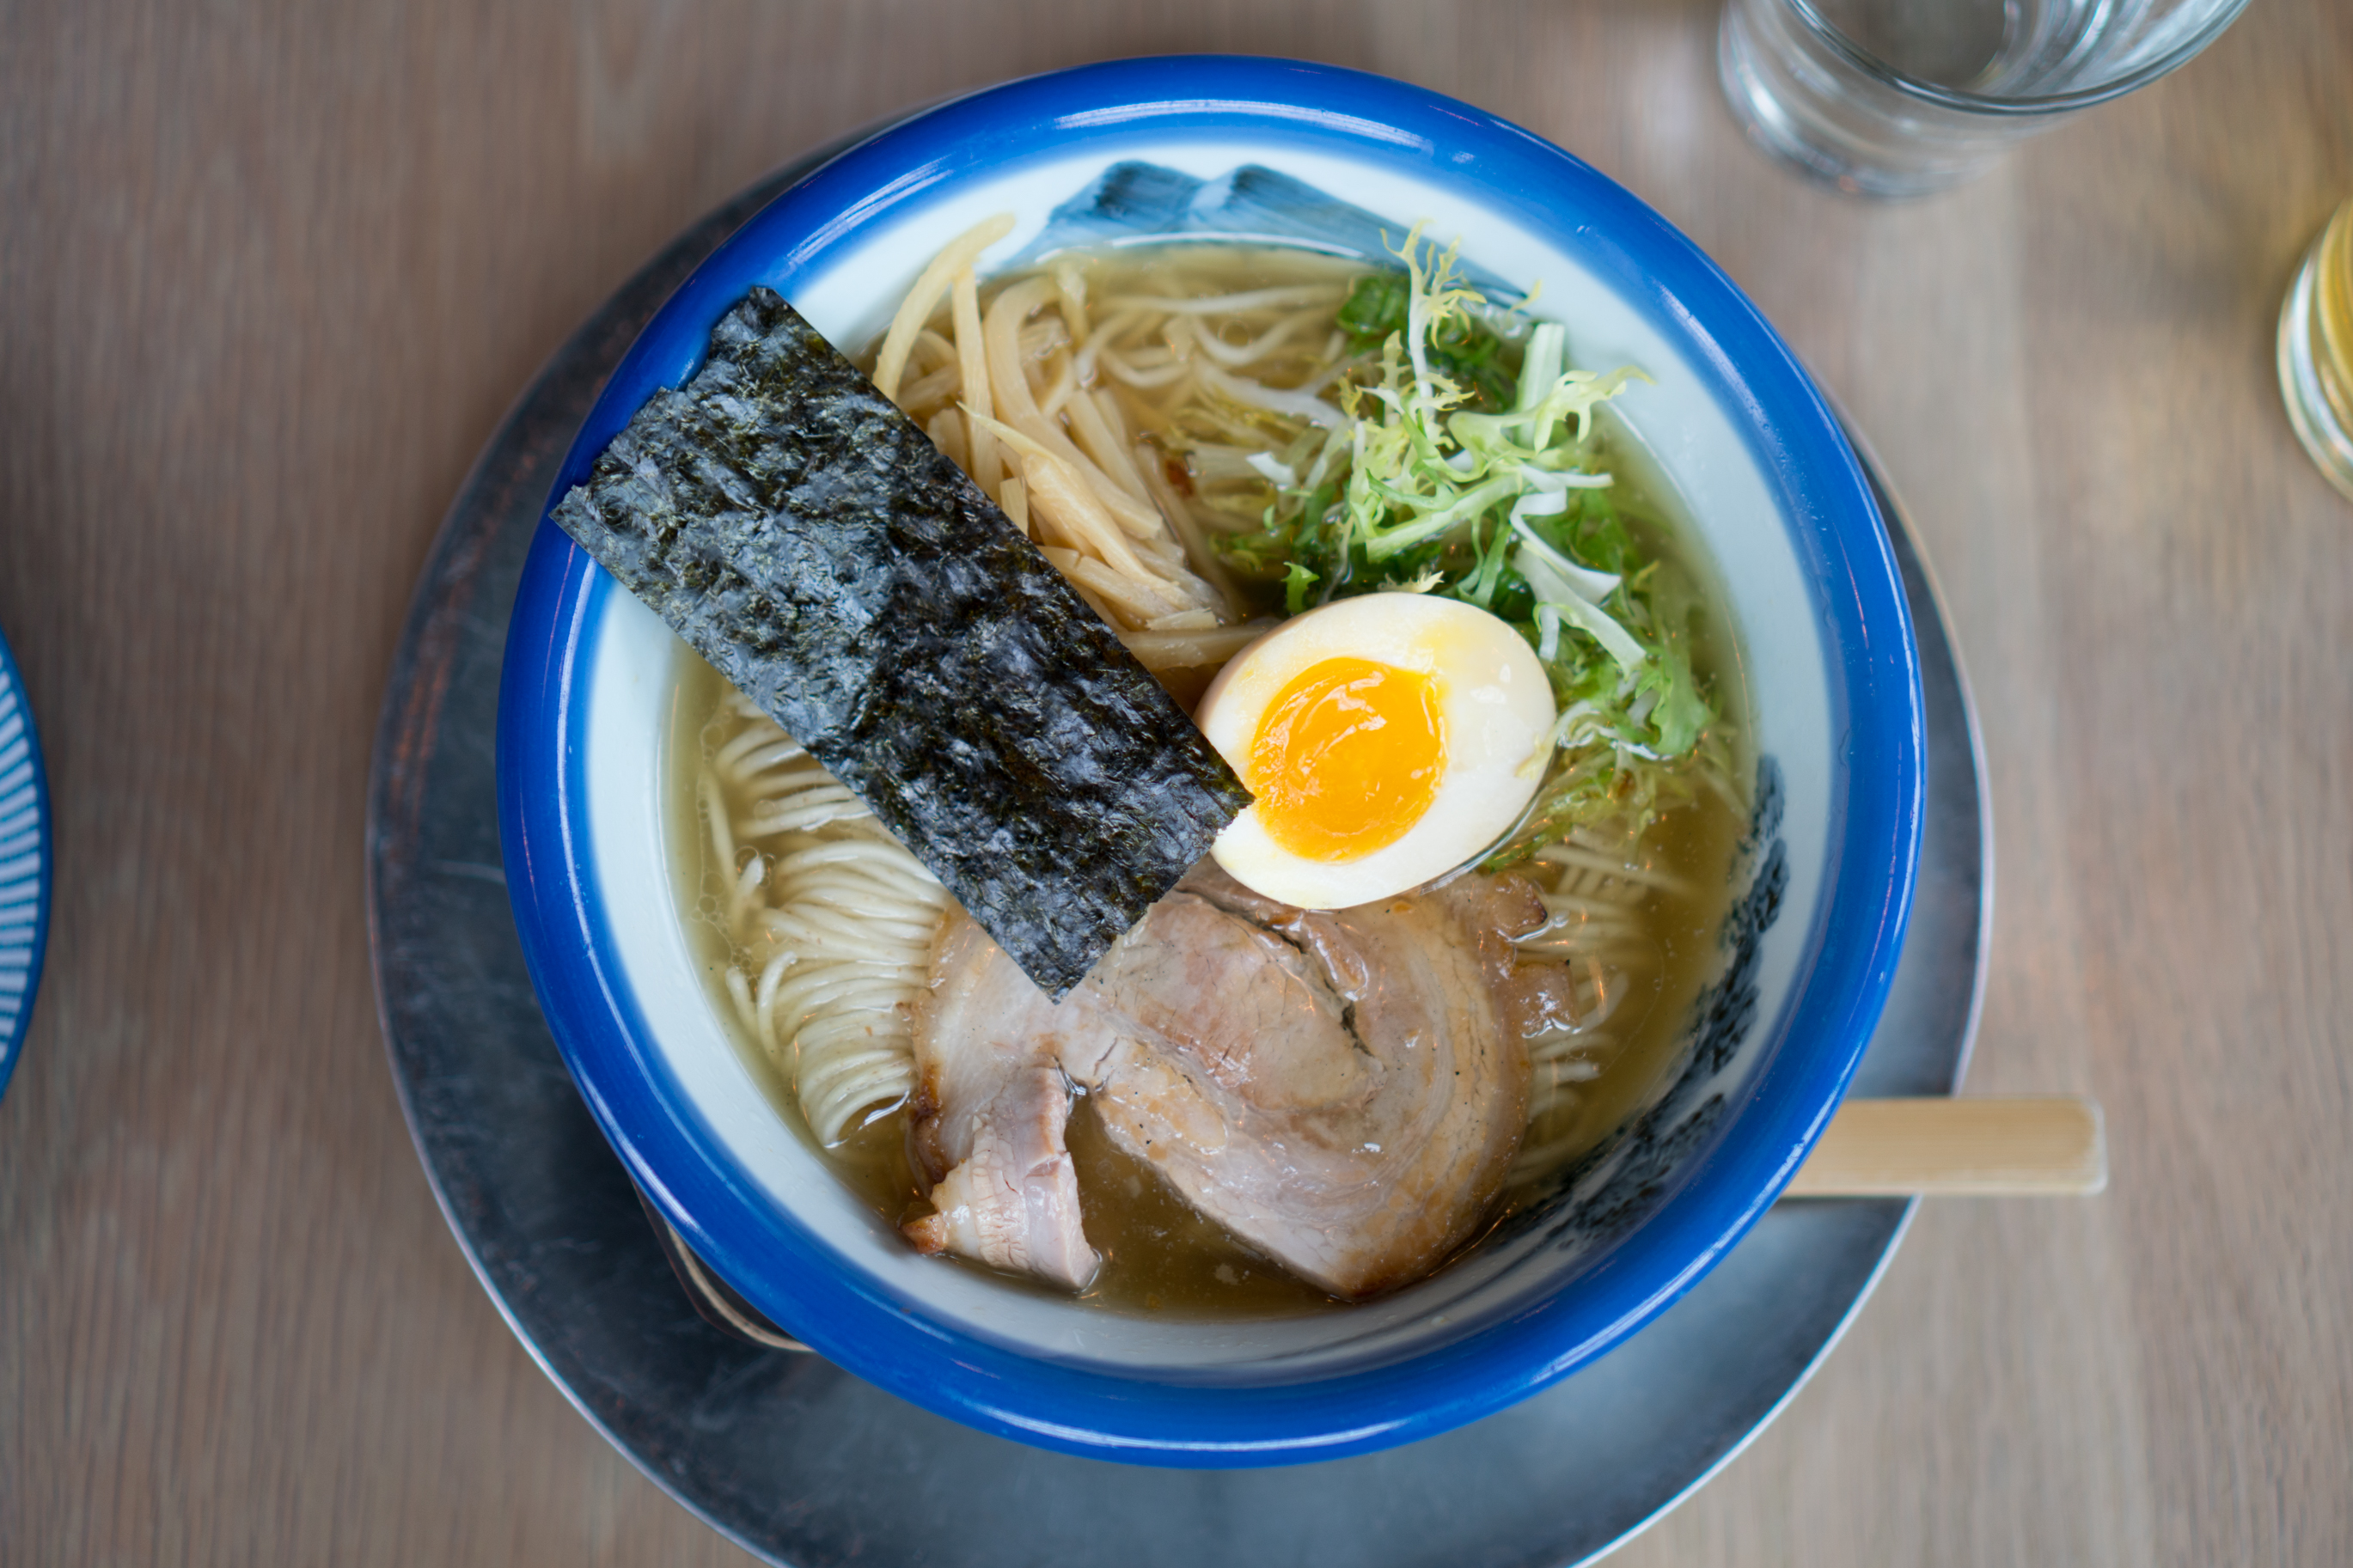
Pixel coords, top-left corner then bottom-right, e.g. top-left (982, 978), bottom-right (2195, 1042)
top-left (901, 911), bottom-right (1104, 1290)
top-left (903, 863), bottom-right (1543, 1301)
top-left (1076, 865), bottom-right (1536, 1299)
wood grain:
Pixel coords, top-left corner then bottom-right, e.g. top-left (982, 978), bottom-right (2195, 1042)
top-left (2, 2), bottom-right (2349, 1563)
top-left (1787, 1100), bottom-right (2108, 1196)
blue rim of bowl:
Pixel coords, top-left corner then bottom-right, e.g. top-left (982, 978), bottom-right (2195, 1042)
top-left (498, 55), bottom-right (1925, 1466)
top-left (0, 620), bottom-right (52, 1103)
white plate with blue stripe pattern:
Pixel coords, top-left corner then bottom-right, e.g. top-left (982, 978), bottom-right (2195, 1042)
top-left (0, 623), bottom-right (52, 1101)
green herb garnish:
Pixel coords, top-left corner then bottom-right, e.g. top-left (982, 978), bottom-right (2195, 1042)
top-left (1216, 227), bottom-right (1736, 858)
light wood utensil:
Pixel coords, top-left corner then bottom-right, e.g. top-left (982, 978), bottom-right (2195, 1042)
top-left (1787, 1097), bottom-right (2107, 1197)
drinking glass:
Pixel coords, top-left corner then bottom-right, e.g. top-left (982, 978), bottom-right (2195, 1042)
top-left (2280, 196), bottom-right (2353, 504)
top-left (1718, 0), bottom-right (2252, 198)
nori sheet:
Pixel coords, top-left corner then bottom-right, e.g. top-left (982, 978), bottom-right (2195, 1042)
top-left (551, 286), bottom-right (1250, 998)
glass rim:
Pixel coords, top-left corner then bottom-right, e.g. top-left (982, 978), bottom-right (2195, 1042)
top-left (1783, 0), bottom-right (2252, 117)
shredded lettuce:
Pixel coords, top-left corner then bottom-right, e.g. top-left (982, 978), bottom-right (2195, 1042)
top-left (1213, 227), bottom-right (1736, 857)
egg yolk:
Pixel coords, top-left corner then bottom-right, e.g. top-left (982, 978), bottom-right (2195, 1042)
top-left (1247, 657), bottom-right (1445, 862)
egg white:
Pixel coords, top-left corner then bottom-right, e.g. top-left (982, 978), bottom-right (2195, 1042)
top-left (1197, 593), bottom-right (1557, 909)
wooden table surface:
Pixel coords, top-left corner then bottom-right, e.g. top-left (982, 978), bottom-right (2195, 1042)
top-left (4, 3), bottom-right (2350, 1562)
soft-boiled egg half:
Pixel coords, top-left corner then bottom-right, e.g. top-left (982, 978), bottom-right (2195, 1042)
top-left (1196, 593), bottom-right (1557, 909)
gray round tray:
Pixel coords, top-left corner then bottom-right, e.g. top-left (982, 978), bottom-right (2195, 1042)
top-left (366, 147), bottom-right (1987, 1568)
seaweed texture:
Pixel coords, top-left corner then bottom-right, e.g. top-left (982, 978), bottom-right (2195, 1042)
top-left (552, 287), bottom-right (1250, 998)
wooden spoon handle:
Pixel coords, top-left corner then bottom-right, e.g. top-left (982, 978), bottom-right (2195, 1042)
top-left (1785, 1097), bottom-right (2107, 1197)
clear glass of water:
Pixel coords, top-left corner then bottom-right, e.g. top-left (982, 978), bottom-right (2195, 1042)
top-left (1719, 0), bottom-right (2251, 198)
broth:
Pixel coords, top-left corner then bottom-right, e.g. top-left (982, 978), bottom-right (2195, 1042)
top-left (669, 242), bottom-right (1749, 1315)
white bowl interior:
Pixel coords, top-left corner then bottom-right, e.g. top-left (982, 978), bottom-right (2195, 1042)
top-left (577, 143), bottom-right (1833, 1372)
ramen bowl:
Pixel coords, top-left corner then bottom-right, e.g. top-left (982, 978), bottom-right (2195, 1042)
top-left (498, 56), bottom-right (1922, 1466)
